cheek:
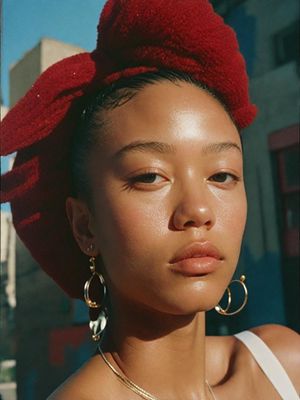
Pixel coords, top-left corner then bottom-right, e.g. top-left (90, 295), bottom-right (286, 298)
top-left (92, 190), bottom-right (174, 307)
top-left (93, 189), bottom-right (169, 265)
top-left (215, 187), bottom-right (247, 252)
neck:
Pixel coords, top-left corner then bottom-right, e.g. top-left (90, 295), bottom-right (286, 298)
top-left (101, 300), bottom-right (210, 399)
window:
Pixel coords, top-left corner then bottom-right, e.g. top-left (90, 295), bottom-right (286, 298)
top-left (269, 125), bottom-right (299, 331)
top-left (273, 20), bottom-right (300, 66)
top-left (269, 125), bottom-right (299, 257)
top-left (210, 0), bottom-right (246, 17)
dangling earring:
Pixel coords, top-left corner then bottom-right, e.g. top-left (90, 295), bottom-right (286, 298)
top-left (215, 275), bottom-right (248, 316)
top-left (84, 255), bottom-right (108, 341)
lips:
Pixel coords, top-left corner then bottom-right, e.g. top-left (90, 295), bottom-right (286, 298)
top-left (169, 241), bottom-right (224, 277)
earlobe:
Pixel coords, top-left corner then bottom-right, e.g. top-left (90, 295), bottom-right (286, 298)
top-left (65, 197), bottom-right (97, 254)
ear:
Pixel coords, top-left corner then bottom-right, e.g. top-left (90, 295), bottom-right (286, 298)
top-left (65, 197), bottom-right (98, 256)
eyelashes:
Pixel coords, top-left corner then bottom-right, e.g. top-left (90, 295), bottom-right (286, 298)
top-left (122, 172), bottom-right (167, 192)
top-left (129, 173), bottom-right (165, 184)
top-left (208, 172), bottom-right (240, 184)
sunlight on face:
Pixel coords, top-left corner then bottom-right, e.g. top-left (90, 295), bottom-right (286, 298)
top-left (87, 81), bottom-right (247, 315)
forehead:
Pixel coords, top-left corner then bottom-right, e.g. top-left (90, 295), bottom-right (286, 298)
top-left (99, 81), bottom-right (240, 152)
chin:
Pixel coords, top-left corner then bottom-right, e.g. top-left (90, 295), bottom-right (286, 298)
top-left (170, 303), bottom-right (217, 316)
top-left (153, 293), bottom-right (219, 316)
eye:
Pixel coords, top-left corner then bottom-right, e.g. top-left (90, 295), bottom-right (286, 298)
top-left (130, 173), bottom-right (165, 184)
top-left (122, 171), bottom-right (169, 192)
top-left (208, 172), bottom-right (239, 184)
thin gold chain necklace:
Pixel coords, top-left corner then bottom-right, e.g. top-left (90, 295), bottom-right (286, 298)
top-left (98, 345), bottom-right (217, 400)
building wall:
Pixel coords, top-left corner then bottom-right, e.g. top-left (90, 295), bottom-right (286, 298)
top-left (1, 105), bottom-right (9, 120)
top-left (9, 44), bottom-right (41, 107)
top-left (0, 212), bottom-right (16, 400)
top-left (212, 0), bottom-right (299, 332)
top-left (8, 38), bottom-right (93, 400)
top-left (0, 211), bottom-right (16, 355)
top-left (248, 0), bottom-right (299, 78)
top-left (40, 37), bottom-right (84, 72)
top-left (15, 238), bottom-right (94, 399)
top-left (9, 38), bottom-right (84, 107)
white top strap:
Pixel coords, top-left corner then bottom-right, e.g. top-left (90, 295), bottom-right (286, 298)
top-left (234, 330), bottom-right (299, 400)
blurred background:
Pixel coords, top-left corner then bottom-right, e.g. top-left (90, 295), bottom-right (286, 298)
top-left (0, 0), bottom-right (299, 399)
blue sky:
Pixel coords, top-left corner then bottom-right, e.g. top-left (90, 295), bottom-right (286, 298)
top-left (1, 0), bottom-right (106, 211)
top-left (2, 0), bottom-right (106, 106)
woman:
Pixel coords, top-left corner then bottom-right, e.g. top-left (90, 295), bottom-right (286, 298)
top-left (1, 1), bottom-right (299, 399)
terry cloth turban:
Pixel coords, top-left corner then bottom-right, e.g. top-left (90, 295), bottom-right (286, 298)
top-left (1, 0), bottom-right (257, 299)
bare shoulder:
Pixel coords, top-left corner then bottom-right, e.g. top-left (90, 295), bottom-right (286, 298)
top-left (47, 354), bottom-right (116, 400)
top-left (249, 324), bottom-right (300, 391)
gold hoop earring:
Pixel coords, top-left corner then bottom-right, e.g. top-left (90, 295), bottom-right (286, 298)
top-left (84, 256), bottom-right (108, 341)
top-left (215, 275), bottom-right (248, 316)
top-left (84, 257), bottom-right (106, 308)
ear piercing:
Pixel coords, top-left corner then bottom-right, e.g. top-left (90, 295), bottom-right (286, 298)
top-left (86, 243), bottom-right (95, 253)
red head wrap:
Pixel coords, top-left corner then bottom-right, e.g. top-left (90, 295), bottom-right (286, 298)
top-left (1, 0), bottom-right (257, 299)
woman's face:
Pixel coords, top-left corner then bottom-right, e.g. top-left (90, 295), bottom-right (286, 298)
top-left (86, 81), bottom-right (247, 315)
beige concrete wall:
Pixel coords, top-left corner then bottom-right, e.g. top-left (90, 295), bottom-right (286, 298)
top-left (9, 38), bottom-right (84, 107)
top-left (40, 37), bottom-right (84, 72)
top-left (10, 43), bottom-right (42, 107)
top-left (1, 212), bottom-right (11, 262)
top-left (1, 105), bottom-right (9, 120)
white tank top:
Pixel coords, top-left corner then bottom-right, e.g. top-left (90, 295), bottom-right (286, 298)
top-left (234, 330), bottom-right (299, 400)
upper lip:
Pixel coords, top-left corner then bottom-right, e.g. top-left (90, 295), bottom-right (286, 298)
top-left (170, 241), bottom-right (223, 264)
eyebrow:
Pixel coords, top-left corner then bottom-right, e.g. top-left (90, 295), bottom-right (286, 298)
top-left (114, 141), bottom-right (176, 159)
top-left (202, 141), bottom-right (242, 154)
top-left (114, 140), bottom-right (242, 159)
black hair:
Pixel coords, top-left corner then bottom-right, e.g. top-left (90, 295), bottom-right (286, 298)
top-left (70, 70), bottom-right (235, 206)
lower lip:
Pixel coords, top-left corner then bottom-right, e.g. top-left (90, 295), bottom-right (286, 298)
top-left (170, 257), bottom-right (221, 277)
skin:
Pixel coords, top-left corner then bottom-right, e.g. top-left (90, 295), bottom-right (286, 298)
top-left (49, 81), bottom-right (300, 399)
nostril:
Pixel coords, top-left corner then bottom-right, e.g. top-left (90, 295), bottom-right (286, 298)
top-left (205, 219), bottom-right (213, 227)
top-left (183, 220), bottom-right (198, 228)
top-left (183, 218), bottom-right (213, 229)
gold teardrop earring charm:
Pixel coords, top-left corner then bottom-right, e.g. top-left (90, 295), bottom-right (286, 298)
top-left (215, 275), bottom-right (248, 316)
top-left (83, 256), bottom-right (108, 341)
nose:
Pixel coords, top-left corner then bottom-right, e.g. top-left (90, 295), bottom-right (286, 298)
top-left (171, 187), bottom-right (216, 231)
